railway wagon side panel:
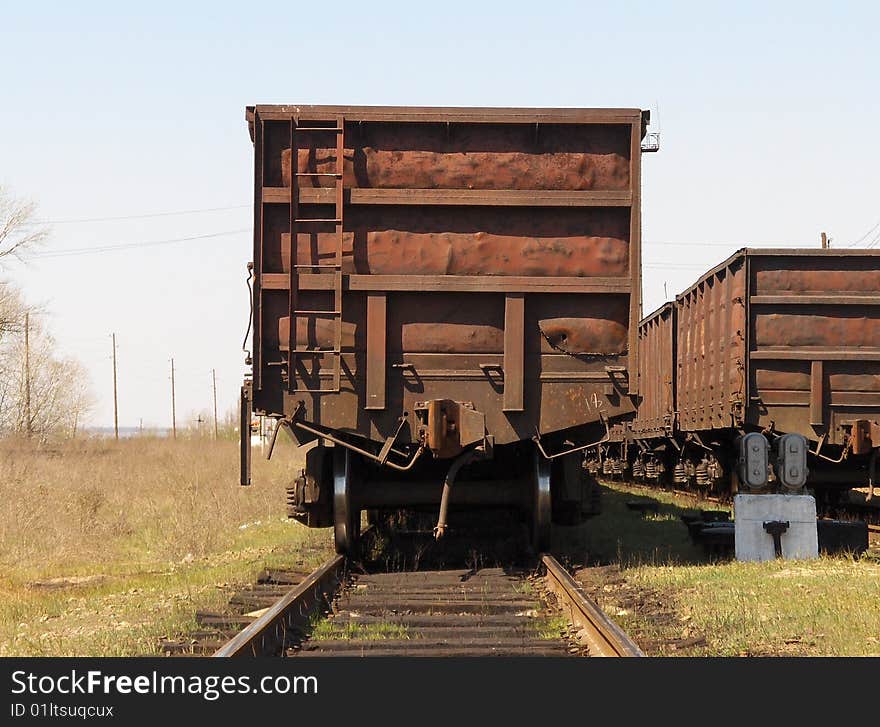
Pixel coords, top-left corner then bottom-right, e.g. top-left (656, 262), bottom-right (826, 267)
top-left (248, 105), bottom-right (646, 453)
top-left (676, 256), bottom-right (747, 433)
top-left (632, 302), bottom-right (676, 437)
top-left (747, 251), bottom-right (880, 446)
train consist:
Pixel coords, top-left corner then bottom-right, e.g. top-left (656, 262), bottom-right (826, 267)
top-left (239, 103), bottom-right (880, 552)
top-left (597, 248), bottom-right (880, 504)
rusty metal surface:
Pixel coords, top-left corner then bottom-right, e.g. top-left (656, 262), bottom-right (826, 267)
top-left (213, 555), bottom-right (345, 657)
top-left (278, 121), bottom-right (631, 190)
top-left (273, 209), bottom-right (630, 277)
top-left (265, 290), bottom-right (635, 447)
top-left (541, 554), bottom-right (643, 657)
top-left (275, 294), bottom-right (630, 355)
top-left (672, 248), bottom-right (880, 446)
top-left (850, 419), bottom-right (880, 455)
top-left (248, 104), bottom-right (644, 453)
top-left (631, 302), bottom-right (675, 437)
top-left (675, 252), bottom-right (748, 433)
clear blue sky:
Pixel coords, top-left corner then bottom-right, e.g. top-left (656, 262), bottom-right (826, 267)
top-left (1, 1), bottom-right (878, 428)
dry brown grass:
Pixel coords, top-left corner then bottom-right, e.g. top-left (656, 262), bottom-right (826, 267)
top-left (0, 436), bottom-right (288, 570)
top-left (0, 435), bottom-right (333, 655)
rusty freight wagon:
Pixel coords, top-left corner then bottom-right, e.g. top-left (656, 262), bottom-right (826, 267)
top-left (240, 104), bottom-right (650, 552)
top-left (626, 248), bottom-right (880, 499)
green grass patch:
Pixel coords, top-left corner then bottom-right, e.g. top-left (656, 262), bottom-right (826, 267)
top-left (568, 479), bottom-right (880, 656)
top-left (310, 620), bottom-right (412, 641)
top-left (532, 615), bottom-right (569, 640)
top-left (512, 580), bottom-right (534, 595)
top-left (553, 480), bottom-right (721, 568)
top-left (622, 556), bottom-right (880, 656)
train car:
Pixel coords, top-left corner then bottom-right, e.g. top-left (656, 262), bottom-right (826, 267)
top-left (625, 248), bottom-right (880, 501)
top-left (240, 104), bottom-right (651, 552)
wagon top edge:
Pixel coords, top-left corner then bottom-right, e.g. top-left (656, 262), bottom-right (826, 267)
top-left (246, 104), bottom-right (647, 136)
top-left (249, 103), bottom-right (645, 118)
top-left (673, 246), bottom-right (880, 302)
top-left (639, 301), bottom-right (675, 328)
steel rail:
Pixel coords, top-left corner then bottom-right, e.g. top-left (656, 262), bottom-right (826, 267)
top-left (213, 554), bottom-right (345, 657)
top-left (541, 554), bottom-right (644, 658)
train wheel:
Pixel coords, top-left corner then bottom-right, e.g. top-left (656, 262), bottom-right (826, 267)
top-left (533, 451), bottom-right (552, 551)
top-left (333, 447), bottom-right (359, 554)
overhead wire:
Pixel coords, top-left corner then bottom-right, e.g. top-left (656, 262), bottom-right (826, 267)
top-left (23, 228), bottom-right (249, 259)
top-left (643, 240), bottom-right (815, 247)
top-left (28, 204), bottom-right (249, 225)
top-left (851, 217), bottom-right (880, 247)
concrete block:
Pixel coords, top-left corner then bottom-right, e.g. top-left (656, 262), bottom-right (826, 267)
top-left (734, 494), bottom-right (818, 562)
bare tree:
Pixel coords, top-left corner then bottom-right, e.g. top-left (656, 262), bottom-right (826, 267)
top-left (66, 366), bottom-right (96, 438)
top-left (0, 306), bottom-right (94, 441)
top-left (0, 188), bottom-right (81, 440)
top-left (0, 282), bottom-right (28, 339)
top-left (1, 186), bottom-right (47, 338)
top-left (0, 186), bottom-right (49, 263)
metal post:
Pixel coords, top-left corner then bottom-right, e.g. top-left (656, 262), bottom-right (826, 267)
top-left (212, 368), bottom-right (219, 440)
top-left (24, 312), bottom-right (31, 438)
top-left (170, 357), bottom-right (177, 440)
top-left (112, 333), bottom-right (119, 441)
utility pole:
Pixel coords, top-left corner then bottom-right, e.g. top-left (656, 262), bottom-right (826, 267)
top-left (24, 312), bottom-right (31, 438)
top-left (111, 333), bottom-right (119, 440)
top-left (170, 357), bottom-right (177, 440)
top-left (821, 231), bottom-right (830, 249)
top-left (212, 368), bottom-right (219, 440)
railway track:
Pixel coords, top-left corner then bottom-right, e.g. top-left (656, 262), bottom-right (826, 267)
top-left (212, 553), bottom-right (642, 658)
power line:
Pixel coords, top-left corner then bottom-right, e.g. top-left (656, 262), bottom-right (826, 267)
top-left (24, 312), bottom-right (31, 438)
top-left (644, 263), bottom-right (712, 270)
top-left (29, 204), bottom-right (249, 225)
top-left (865, 228), bottom-right (880, 249)
top-left (212, 368), bottom-right (219, 440)
top-left (23, 228), bottom-right (249, 260)
top-left (170, 358), bottom-right (177, 440)
top-left (111, 333), bottom-right (119, 441)
top-left (643, 240), bottom-right (814, 247)
top-left (851, 218), bottom-right (880, 247)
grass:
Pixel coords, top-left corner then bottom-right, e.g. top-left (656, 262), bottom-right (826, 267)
top-left (622, 556), bottom-right (880, 656)
top-left (310, 620), bottom-right (412, 641)
top-left (567, 479), bottom-right (880, 656)
top-left (512, 579), bottom-right (534, 595)
top-left (0, 436), bottom-right (333, 656)
top-left (533, 614), bottom-right (569, 640)
top-left (553, 479), bottom-right (727, 568)
top-left (7, 437), bottom-right (876, 657)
